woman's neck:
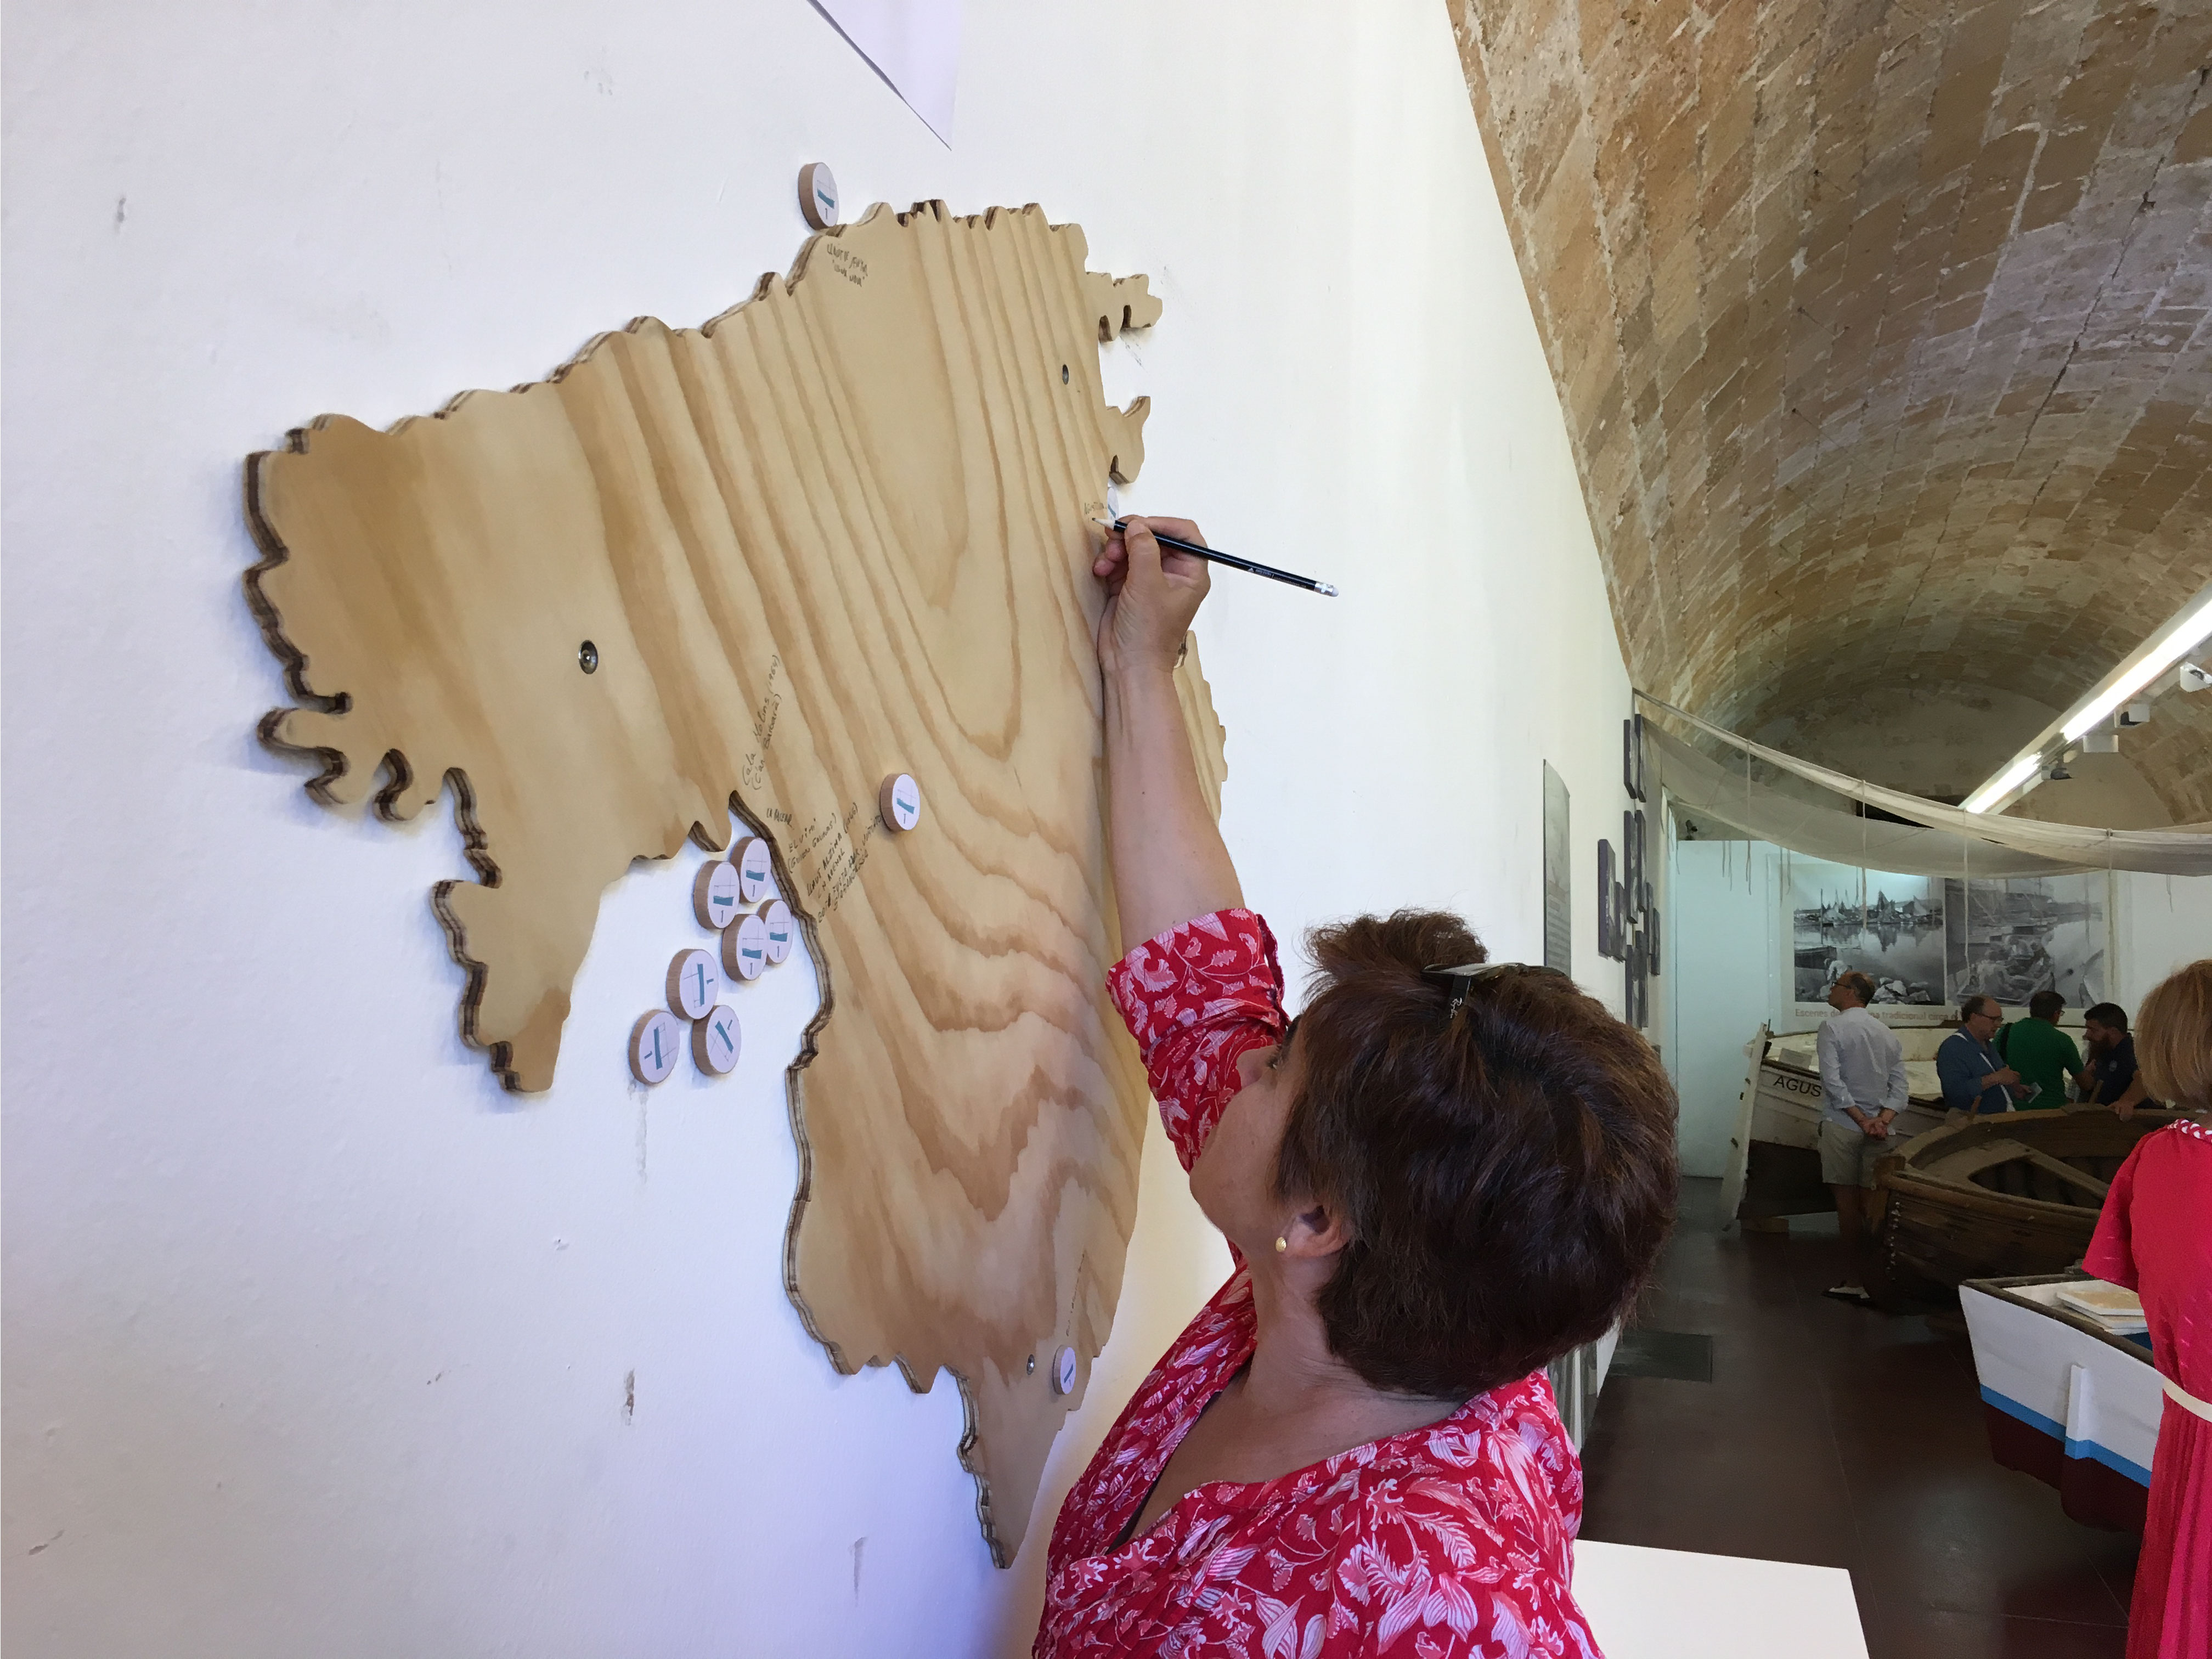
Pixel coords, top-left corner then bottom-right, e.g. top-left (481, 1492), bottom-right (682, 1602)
top-left (1242, 1260), bottom-right (1466, 1442)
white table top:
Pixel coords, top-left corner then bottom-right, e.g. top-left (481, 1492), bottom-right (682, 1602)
top-left (1573, 1539), bottom-right (1869, 1659)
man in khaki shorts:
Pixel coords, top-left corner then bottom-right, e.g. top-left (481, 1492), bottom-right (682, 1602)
top-left (1815, 970), bottom-right (1908, 1306)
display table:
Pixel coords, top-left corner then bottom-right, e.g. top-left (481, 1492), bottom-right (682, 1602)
top-left (1573, 1540), bottom-right (1869, 1658)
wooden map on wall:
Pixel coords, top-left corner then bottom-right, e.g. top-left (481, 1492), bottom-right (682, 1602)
top-left (242, 200), bottom-right (1227, 1565)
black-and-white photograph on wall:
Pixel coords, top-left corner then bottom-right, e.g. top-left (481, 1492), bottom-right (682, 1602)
top-left (1790, 857), bottom-right (1946, 1007)
top-left (1943, 874), bottom-right (2108, 1007)
top-left (1623, 810), bottom-right (1643, 927)
top-left (1597, 839), bottom-right (1616, 958)
top-left (1543, 764), bottom-right (1572, 975)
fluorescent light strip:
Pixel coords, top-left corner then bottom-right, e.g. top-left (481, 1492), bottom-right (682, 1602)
top-left (1963, 579), bottom-right (2212, 815)
top-left (2060, 587), bottom-right (2212, 741)
top-left (1962, 755), bottom-right (2041, 815)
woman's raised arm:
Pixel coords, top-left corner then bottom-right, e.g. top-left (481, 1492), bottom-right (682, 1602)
top-left (1096, 517), bottom-right (1243, 950)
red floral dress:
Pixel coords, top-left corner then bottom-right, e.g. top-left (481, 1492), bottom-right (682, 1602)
top-left (2085, 1118), bottom-right (2212, 1659)
top-left (1035, 910), bottom-right (1600, 1659)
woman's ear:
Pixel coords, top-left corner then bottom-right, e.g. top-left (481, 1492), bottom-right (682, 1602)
top-left (1282, 1201), bottom-right (1352, 1259)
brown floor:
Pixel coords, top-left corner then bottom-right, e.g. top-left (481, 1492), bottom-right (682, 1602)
top-left (1580, 1178), bottom-right (2139, 1658)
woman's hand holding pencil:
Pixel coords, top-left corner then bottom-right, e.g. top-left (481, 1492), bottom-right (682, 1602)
top-left (1094, 517), bottom-right (1212, 679)
top-left (1092, 514), bottom-right (1339, 600)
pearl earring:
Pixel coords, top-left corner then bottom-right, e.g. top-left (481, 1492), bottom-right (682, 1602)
top-left (1273, 1236), bottom-right (1288, 1253)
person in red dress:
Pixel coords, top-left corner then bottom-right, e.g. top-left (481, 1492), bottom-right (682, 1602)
top-left (2084, 958), bottom-right (2212, 1659)
top-left (1033, 519), bottom-right (1679, 1658)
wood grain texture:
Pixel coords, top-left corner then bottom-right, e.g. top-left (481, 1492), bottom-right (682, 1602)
top-left (241, 200), bottom-right (1227, 1564)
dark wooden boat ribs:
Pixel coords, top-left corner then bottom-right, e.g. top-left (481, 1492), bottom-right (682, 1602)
top-left (1875, 1109), bottom-right (2185, 1299)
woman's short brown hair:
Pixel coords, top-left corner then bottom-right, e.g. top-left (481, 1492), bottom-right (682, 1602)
top-left (2137, 959), bottom-right (2212, 1111)
top-left (1276, 910), bottom-right (1679, 1400)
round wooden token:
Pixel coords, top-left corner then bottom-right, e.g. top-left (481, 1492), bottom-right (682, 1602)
top-left (879, 772), bottom-right (921, 832)
top-left (1051, 1345), bottom-right (1078, 1396)
top-left (667, 947), bottom-right (723, 1019)
top-left (723, 911), bottom-right (770, 981)
top-left (733, 836), bottom-right (775, 902)
top-left (759, 898), bottom-right (795, 964)
top-left (628, 1010), bottom-right (684, 1085)
top-left (692, 1004), bottom-right (743, 1076)
top-left (798, 162), bottom-right (839, 230)
top-left (693, 859), bottom-right (743, 929)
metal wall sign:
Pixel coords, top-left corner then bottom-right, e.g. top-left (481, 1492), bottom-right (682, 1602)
top-left (1543, 763), bottom-right (1572, 976)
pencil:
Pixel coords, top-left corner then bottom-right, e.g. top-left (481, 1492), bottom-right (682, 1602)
top-left (1104, 518), bottom-right (1339, 597)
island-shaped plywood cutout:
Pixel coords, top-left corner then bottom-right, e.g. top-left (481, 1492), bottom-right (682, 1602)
top-left (242, 200), bottom-right (1228, 1565)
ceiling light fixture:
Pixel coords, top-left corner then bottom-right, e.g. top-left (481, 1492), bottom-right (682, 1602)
top-left (1964, 755), bottom-right (2042, 813)
top-left (1963, 580), bottom-right (2212, 814)
top-left (2058, 585), bottom-right (2212, 742)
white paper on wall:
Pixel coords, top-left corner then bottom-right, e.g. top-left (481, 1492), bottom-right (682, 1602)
top-left (807, 0), bottom-right (962, 143)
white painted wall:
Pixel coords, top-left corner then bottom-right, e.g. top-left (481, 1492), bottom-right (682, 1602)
top-left (2114, 872), bottom-right (2212, 1005)
top-left (1664, 840), bottom-right (1785, 1178)
top-left (1, 3), bottom-right (1637, 1654)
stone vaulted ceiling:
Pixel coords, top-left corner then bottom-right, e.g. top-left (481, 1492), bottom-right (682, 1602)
top-left (1448, 0), bottom-right (2212, 822)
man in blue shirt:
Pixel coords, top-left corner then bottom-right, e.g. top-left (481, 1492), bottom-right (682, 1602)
top-left (1938, 994), bottom-right (2023, 1116)
top-left (2075, 1001), bottom-right (2148, 1117)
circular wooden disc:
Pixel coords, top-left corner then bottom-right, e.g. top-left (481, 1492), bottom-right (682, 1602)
top-left (723, 911), bottom-right (770, 981)
top-left (692, 1004), bottom-right (743, 1076)
top-left (879, 772), bottom-right (921, 832)
top-left (693, 860), bottom-right (743, 929)
top-left (760, 898), bottom-right (795, 964)
top-left (798, 162), bottom-right (839, 230)
top-left (667, 947), bottom-right (723, 1019)
top-left (733, 836), bottom-right (775, 902)
top-left (628, 1010), bottom-right (684, 1085)
top-left (1051, 1345), bottom-right (1077, 1396)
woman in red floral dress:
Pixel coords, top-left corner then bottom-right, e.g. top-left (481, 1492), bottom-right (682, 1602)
top-left (2084, 960), bottom-right (2212, 1659)
top-left (1033, 520), bottom-right (1679, 1658)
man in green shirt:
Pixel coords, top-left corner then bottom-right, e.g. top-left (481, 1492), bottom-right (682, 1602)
top-left (1999, 989), bottom-right (2084, 1110)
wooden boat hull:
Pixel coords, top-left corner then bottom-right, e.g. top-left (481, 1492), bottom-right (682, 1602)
top-left (1876, 1109), bottom-right (2183, 1302)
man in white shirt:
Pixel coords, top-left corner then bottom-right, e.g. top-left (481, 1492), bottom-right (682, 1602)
top-left (1815, 969), bottom-right (1910, 1306)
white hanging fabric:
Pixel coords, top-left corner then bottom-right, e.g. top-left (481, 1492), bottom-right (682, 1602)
top-left (1639, 694), bottom-right (2212, 877)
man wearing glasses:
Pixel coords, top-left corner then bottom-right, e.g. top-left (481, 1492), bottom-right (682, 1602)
top-left (1938, 995), bottom-right (2024, 1121)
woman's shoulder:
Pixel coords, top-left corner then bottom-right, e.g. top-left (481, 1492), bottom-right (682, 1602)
top-left (1299, 1373), bottom-right (1582, 1554)
top-left (1255, 1376), bottom-right (1589, 1654)
top-left (1040, 1369), bottom-right (1593, 1659)
top-left (2138, 1116), bottom-right (2212, 1170)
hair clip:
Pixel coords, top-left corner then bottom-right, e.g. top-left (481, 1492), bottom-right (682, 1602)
top-left (1424, 960), bottom-right (1568, 1017)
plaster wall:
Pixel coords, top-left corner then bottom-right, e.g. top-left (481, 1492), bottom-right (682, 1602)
top-left (2117, 873), bottom-right (2212, 1001)
top-left (1, 2), bottom-right (1639, 1655)
top-left (1665, 841), bottom-right (1786, 1178)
